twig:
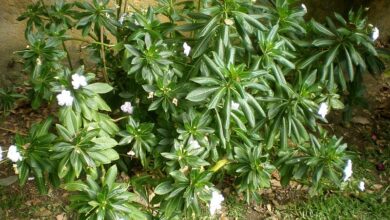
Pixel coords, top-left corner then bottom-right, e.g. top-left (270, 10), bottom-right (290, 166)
top-left (124, 0), bottom-right (128, 13)
top-left (0, 127), bottom-right (27, 136)
top-left (100, 26), bottom-right (109, 83)
top-left (64, 37), bottom-right (114, 47)
top-left (113, 116), bottom-right (128, 122)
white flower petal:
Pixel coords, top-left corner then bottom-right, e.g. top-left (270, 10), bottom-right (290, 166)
top-left (231, 101), bottom-right (240, 110)
top-left (127, 150), bottom-right (135, 156)
top-left (57, 90), bottom-right (74, 107)
top-left (343, 159), bottom-right (353, 182)
top-left (147, 92), bottom-right (154, 99)
top-left (7, 145), bottom-right (22, 162)
top-left (209, 191), bottom-right (224, 215)
top-left (301, 4), bottom-right (307, 13)
top-left (318, 102), bottom-right (329, 119)
top-left (358, 181), bottom-right (365, 191)
top-left (121, 101), bottom-right (134, 114)
top-left (71, 74), bottom-right (88, 90)
top-left (183, 42), bottom-right (191, 56)
top-left (372, 27), bottom-right (379, 41)
top-left (172, 98), bottom-right (178, 106)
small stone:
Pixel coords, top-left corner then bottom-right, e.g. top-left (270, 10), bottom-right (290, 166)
top-left (56, 213), bottom-right (67, 220)
top-left (266, 204), bottom-right (272, 212)
top-left (351, 116), bottom-right (370, 125)
top-left (373, 184), bottom-right (383, 190)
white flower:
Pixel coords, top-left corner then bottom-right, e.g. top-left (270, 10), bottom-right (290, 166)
top-left (209, 191), bottom-right (224, 215)
top-left (372, 27), bottom-right (379, 41)
top-left (71, 73), bottom-right (88, 89)
top-left (56, 90), bottom-right (74, 106)
top-left (0, 146), bottom-right (3, 161)
top-left (172, 98), bottom-right (178, 106)
top-left (7, 145), bottom-right (22, 162)
top-left (119, 13), bottom-right (127, 25)
top-left (121, 101), bottom-right (134, 114)
top-left (231, 101), bottom-right (240, 110)
top-left (318, 102), bottom-right (329, 119)
top-left (183, 42), bottom-right (191, 56)
top-left (301, 4), bottom-right (307, 13)
top-left (189, 139), bottom-right (201, 149)
top-left (127, 150), bottom-right (135, 156)
top-left (358, 181), bottom-right (365, 191)
top-left (147, 92), bottom-right (154, 99)
top-left (343, 159), bottom-right (353, 182)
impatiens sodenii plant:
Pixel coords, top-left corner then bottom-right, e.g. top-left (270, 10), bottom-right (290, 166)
top-left (9, 0), bottom-right (384, 218)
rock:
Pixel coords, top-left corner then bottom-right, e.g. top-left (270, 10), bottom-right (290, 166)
top-left (373, 184), bottom-right (383, 190)
top-left (351, 116), bottom-right (370, 125)
top-left (56, 213), bottom-right (67, 220)
top-left (266, 204), bottom-right (272, 212)
top-left (36, 208), bottom-right (51, 217)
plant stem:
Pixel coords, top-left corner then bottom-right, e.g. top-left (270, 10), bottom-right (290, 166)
top-left (62, 41), bottom-right (73, 70)
top-left (100, 26), bottom-right (109, 83)
top-left (64, 37), bottom-right (114, 47)
top-left (113, 116), bottom-right (128, 122)
top-left (124, 0), bottom-right (129, 13)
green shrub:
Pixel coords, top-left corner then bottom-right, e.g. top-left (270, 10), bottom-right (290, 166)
top-left (5, 0), bottom-right (383, 218)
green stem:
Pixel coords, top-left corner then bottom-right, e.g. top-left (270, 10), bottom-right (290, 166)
top-left (113, 116), bottom-right (128, 122)
top-left (62, 41), bottom-right (73, 70)
top-left (88, 33), bottom-right (99, 42)
top-left (64, 37), bottom-right (114, 47)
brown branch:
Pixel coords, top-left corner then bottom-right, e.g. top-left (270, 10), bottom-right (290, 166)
top-left (100, 26), bottom-right (109, 83)
top-left (0, 127), bottom-right (27, 136)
